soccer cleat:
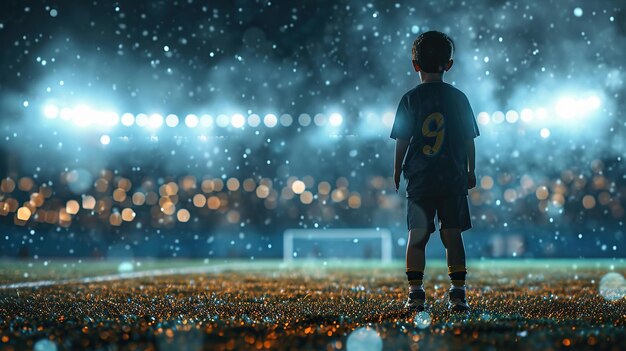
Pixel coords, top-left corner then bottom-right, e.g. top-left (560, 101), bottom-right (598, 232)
top-left (405, 289), bottom-right (426, 312)
top-left (447, 288), bottom-right (470, 313)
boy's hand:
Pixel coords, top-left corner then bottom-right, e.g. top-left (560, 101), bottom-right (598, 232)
top-left (394, 171), bottom-right (401, 192)
top-left (468, 171), bottom-right (476, 189)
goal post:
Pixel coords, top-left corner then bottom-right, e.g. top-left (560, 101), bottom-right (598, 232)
top-left (283, 228), bottom-right (393, 263)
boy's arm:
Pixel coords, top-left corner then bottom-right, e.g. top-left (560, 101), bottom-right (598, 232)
top-left (394, 138), bottom-right (410, 192)
top-left (466, 139), bottom-right (476, 189)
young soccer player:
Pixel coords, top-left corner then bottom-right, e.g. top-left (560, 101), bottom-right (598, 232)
top-left (390, 31), bottom-right (479, 313)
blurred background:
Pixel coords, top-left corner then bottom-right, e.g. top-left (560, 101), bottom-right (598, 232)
top-left (0, 0), bottom-right (624, 261)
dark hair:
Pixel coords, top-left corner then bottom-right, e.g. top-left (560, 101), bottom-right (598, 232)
top-left (412, 31), bottom-right (455, 73)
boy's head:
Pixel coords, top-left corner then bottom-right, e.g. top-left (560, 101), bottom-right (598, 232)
top-left (412, 31), bottom-right (454, 74)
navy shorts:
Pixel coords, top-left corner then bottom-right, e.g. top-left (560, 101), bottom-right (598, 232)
top-left (407, 196), bottom-right (472, 233)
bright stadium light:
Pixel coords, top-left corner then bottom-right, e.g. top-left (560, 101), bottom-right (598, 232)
top-left (165, 114), bottom-right (179, 127)
top-left (298, 113), bottom-right (311, 127)
top-left (520, 108), bottom-right (534, 122)
top-left (313, 113), bottom-right (326, 126)
top-left (329, 112), bottom-right (343, 127)
top-left (248, 114), bottom-right (261, 127)
top-left (505, 110), bottom-right (519, 123)
top-left (555, 95), bottom-right (602, 120)
top-left (264, 114), bottom-right (278, 127)
top-left (135, 113), bottom-right (149, 127)
top-left (491, 111), bottom-right (504, 124)
top-left (121, 113), bottom-right (134, 126)
top-left (555, 97), bottom-right (578, 119)
top-left (216, 114), bottom-right (230, 128)
top-left (98, 111), bottom-right (119, 126)
top-left (43, 104), bottom-right (59, 119)
top-left (185, 114), bottom-right (199, 128)
top-left (280, 113), bottom-right (293, 127)
top-left (148, 113), bottom-right (163, 128)
top-left (72, 105), bottom-right (94, 127)
top-left (231, 114), bottom-right (245, 128)
top-left (200, 114), bottom-right (213, 127)
top-left (477, 111), bottom-right (490, 125)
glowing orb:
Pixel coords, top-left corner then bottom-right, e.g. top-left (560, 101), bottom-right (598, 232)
top-left (346, 327), bottom-right (382, 351)
top-left (248, 114), bottom-right (261, 127)
top-left (329, 112), bottom-right (343, 126)
top-left (414, 311), bottom-right (432, 329)
top-left (185, 114), bottom-right (199, 128)
top-left (540, 128), bottom-right (550, 138)
top-left (231, 114), bottom-right (245, 128)
top-left (135, 113), bottom-right (149, 127)
top-left (599, 272), bottom-right (626, 301)
top-left (216, 114), bottom-right (230, 128)
top-left (100, 135), bottom-right (110, 145)
top-left (165, 114), bottom-right (179, 127)
top-left (298, 113), bottom-right (311, 126)
top-left (264, 114), bottom-right (278, 127)
top-left (148, 113), bottom-right (163, 128)
top-left (43, 104), bottom-right (59, 118)
top-left (121, 113), bottom-right (134, 126)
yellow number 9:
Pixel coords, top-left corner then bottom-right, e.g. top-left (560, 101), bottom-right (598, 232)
top-left (421, 112), bottom-right (445, 156)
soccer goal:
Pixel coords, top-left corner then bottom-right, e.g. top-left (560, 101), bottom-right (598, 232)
top-left (283, 228), bottom-right (393, 263)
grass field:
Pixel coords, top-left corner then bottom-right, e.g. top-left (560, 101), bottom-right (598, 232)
top-left (0, 259), bottom-right (625, 350)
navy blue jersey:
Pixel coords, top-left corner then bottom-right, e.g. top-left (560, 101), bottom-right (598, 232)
top-left (390, 82), bottom-right (479, 198)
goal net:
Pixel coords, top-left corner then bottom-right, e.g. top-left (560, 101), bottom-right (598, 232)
top-left (283, 228), bottom-right (393, 263)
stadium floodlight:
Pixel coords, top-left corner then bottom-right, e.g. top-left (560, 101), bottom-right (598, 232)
top-left (264, 114), bottom-right (278, 127)
top-left (231, 114), bottom-right (245, 128)
top-left (491, 111), bottom-right (505, 124)
top-left (216, 114), bottom-right (230, 128)
top-left (200, 114), bottom-right (213, 127)
top-left (313, 113), bottom-right (326, 126)
top-left (555, 95), bottom-right (601, 120)
top-left (99, 111), bottom-right (119, 126)
top-left (43, 104), bottom-right (59, 119)
top-left (148, 113), bottom-right (163, 128)
top-left (121, 113), bottom-right (135, 126)
top-left (520, 108), bottom-right (534, 122)
top-left (477, 111), bottom-right (490, 125)
top-left (555, 97), bottom-right (578, 119)
top-left (72, 105), bottom-right (94, 127)
top-left (329, 112), bottom-right (343, 127)
top-left (280, 113), bottom-right (293, 127)
top-left (283, 228), bottom-right (392, 263)
top-left (135, 113), bottom-right (149, 127)
top-left (165, 114), bottom-right (179, 127)
top-left (248, 114), bottom-right (261, 127)
top-left (505, 110), bottom-right (519, 123)
top-left (298, 113), bottom-right (311, 127)
top-left (185, 114), bottom-right (199, 128)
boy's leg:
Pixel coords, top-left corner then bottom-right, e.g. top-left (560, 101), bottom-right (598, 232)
top-left (405, 198), bottom-right (435, 290)
top-left (406, 228), bottom-right (430, 290)
top-left (440, 228), bottom-right (466, 289)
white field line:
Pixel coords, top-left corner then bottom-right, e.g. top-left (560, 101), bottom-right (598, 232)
top-left (0, 263), bottom-right (239, 290)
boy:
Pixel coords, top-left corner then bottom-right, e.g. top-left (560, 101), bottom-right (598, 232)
top-left (390, 31), bottom-right (479, 313)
